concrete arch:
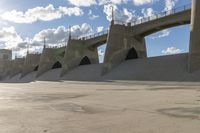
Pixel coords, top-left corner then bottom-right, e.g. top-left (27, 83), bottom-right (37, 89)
top-left (79, 56), bottom-right (91, 65)
top-left (61, 39), bottom-right (99, 76)
top-left (132, 9), bottom-right (191, 37)
top-left (52, 61), bottom-right (62, 69)
top-left (37, 47), bottom-right (65, 77)
top-left (102, 47), bottom-right (141, 75)
top-left (34, 65), bottom-right (39, 71)
top-left (125, 47), bottom-right (138, 60)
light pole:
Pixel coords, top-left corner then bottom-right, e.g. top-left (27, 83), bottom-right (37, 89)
top-left (110, 6), bottom-right (114, 25)
top-left (43, 37), bottom-right (46, 49)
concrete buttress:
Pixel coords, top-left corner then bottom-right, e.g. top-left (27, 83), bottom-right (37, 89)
top-left (102, 23), bottom-right (147, 75)
top-left (188, 0), bottom-right (200, 72)
top-left (61, 38), bottom-right (99, 76)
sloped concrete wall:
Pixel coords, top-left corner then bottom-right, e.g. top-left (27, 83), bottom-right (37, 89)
top-left (61, 39), bottom-right (99, 76)
top-left (102, 23), bottom-right (147, 75)
top-left (37, 47), bottom-right (65, 77)
top-left (0, 60), bottom-right (12, 79)
top-left (9, 58), bottom-right (25, 78)
top-left (21, 53), bottom-right (41, 77)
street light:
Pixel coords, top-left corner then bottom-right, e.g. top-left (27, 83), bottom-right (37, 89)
top-left (110, 5), bottom-right (114, 24)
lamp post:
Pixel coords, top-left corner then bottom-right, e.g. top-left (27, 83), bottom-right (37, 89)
top-left (110, 6), bottom-right (114, 25)
top-left (43, 37), bottom-right (46, 49)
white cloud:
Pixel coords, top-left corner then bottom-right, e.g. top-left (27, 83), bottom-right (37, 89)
top-left (1, 4), bottom-right (84, 24)
top-left (0, 23), bottom-right (94, 57)
top-left (162, 47), bottom-right (182, 55)
top-left (68, 0), bottom-right (97, 7)
top-left (97, 26), bottom-right (104, 32)
top-left (164, 0), bottom-right (178, 11)
top-left (99, 0), bottom-right (129, 5)
top-left (103, 4), bottom-right (138, 22)
top-left (32, 23), bottom-right (94, 47)
top-left (0, 26), bottom-right (23, 50)
top-left (88, 10), bottom-right (99, 20)
top-left (98, 49), bottom-right (105, 56)
top-left (133, 0), bottom-right (157, 6)
top-left (150, 29), bottom-right (170, 39)
top-left (141, 8), bottom-right (156, 17)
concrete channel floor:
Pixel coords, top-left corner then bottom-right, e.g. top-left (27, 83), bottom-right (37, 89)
top-left (0, 81), bottom-right (200, 133)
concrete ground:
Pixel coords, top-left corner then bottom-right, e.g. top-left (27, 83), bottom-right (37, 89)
top-left (0, 81), bottom-right (200, 133)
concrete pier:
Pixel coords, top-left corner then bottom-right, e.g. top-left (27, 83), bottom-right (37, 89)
top-left (21, 53), bottom-right (41, 78)
top-left (102, 23), bottom-right (147, 75)
top-left (188, 0), bottom-right (200, 72)
top-left (37, 47), bottom-right (65, 77)
top-left (61, 38), bottom-right (99, 76)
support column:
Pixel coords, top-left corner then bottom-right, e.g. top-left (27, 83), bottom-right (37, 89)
top-left (188, 0), bottom-right (200, 72)
top-left (102, 23), bottom-right (147, 75)
top-left (37, 47), bottom-right (65, 77)
top-left (61, 38), bottom-right (99, 77)
top-left (21, 54), bottom-right (41, 78)
top-left (9, 58), bottom-right (25, 78)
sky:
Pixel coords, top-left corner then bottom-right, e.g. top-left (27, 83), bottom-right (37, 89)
top-left (0, 0), bottom-right (191, 62)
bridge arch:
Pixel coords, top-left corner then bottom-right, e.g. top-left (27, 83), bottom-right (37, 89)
top-left (34, 65), bottom-right (39, 71)
top-left (125, 47), bottom-right (138, 60)
top-left (133, 9), bottom-right (191, 37)
top-left (79, 56), bottom-right (91, 66)
top-left (52, 61), bottom-right (62, 69)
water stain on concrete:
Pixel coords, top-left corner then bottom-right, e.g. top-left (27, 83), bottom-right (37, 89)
top-left (96, 89), bottom-right (139, 91)
top-left (0, 93), bottom-right (87, 102)
top-left (46, 103), bottom-right (128, 114)
top-left (149, 87), bottom-right (193, 91)
top-left (157, 107), bottom-right (200, 120)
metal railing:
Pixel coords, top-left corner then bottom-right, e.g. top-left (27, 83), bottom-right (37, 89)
top-left (28, 52), bottom-right (41, 55)
top-left (45, 43), bottom-right (67, 49)
top-left (113, 3), bottom-right (191, 26)
top-left (62, 3), bottom-right (191, 43)
top-left (71, 30), bottom-right (109, 41)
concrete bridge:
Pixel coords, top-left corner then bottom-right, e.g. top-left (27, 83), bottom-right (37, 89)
top-left (2, 0), bottom-right (200, 80)
top-left (61, 3), bottom-right (192, 75)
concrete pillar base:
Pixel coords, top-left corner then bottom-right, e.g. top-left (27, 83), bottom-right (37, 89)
top-left (61, 39), bottom-right (99, 77)
top-left (102, 24), bottom-right (147, 75)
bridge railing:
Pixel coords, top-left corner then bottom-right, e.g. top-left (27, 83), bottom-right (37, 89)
top-left (69, 4), bottom-right (191, 42)
top-left (45, 43), bottom-right (67, 49)
top-left (113, 3), bottom-right (191, 27)
top-left (28, 52), bottom-right (41, 55)
top-left (130, 3), bottom-right (191, 26)
top-left (71, 30), bottom-right (109, 41)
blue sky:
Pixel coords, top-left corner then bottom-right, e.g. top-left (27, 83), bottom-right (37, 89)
top-left (0, 0), bottom-right (191, 61)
